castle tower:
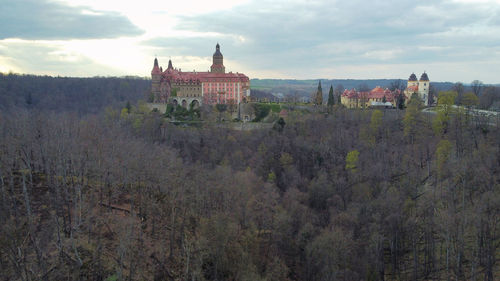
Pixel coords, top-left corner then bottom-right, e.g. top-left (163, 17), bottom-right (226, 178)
top-left (407, 73), bottom-right (418, 88)
top-left (404, 73), bottom-right (419, 103)
top-left (167, 59), bottom-right (173, 71)
top-left (418, 72), bottom-right (430, 105)
top-left (210, 43), bottom-right (225, 73)
top-left (151, 58), bottom-right (162, 101)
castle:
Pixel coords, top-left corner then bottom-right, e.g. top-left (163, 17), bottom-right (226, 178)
top-left (151, 43), bottom-right (250, 107)
top-left (341, 72), bottom-right (430, 108)
top-left (404, 72), bottom-right (430, 105)
top-left (341, 86), bottom-right (400, 108)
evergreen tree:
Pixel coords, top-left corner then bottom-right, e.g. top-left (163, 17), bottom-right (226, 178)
top-left (315, 80), bottom-right (323, 105)
top-left (397, 93), bottom-right (405, 109)
top-left (273, 117), bottom-right (286, 133)
top-left (327, 85), bottom-right (335, 107)
top-left (125, 101), bottom-right (132, 113)
top-left (335, 85), bottom-right (343, 105)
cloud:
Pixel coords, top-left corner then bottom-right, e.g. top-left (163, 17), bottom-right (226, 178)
top-left (141, 0), bottom-right (500, 81)
top-left (0, 39), bottom-right (120, 76)
top-left (2, 0), bottom-right (500, 82)
top-left (0, 0), bottom-right (143, 40)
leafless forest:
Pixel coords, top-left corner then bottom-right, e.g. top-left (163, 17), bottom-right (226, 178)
top-left (0, 75), bottom-right (499, 281)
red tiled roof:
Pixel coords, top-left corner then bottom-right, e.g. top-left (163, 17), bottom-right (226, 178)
top-left (151, 65), bottom-right (161, 75)
top-left (342, 89), bottom-right (358, 98)
top-left (343, 87), bottom-right (398, 102)
top-left (407, 85), bottom-right (419, 91)
top-left (370, 86), bottom-right (385, 94)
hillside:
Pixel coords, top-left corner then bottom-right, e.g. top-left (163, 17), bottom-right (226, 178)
top-left (0, 103), bottom-right (499, 280)
top-left (0, 73), bottom-right (150, 114)
top-left (3, 73), bottom-right (499, 113)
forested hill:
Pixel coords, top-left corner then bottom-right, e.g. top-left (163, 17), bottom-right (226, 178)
top-left (1, 108), bottom-right (498, 280)
top-left (0, 73), bottom-right (150, 114)
top-left (0, 73), bottom-right (485, 114)
top-left (0, 73), bottom-right (499, 280)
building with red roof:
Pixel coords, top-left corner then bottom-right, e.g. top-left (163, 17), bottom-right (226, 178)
top-left (341, 72), bottom-right (431, 108)
top-left (341, 86), bottom-right (401, 108)
top-left (151, 43), bottom-right (250, 107)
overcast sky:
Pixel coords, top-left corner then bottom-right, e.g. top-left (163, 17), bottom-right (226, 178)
top-left (1, 0), bottom-right (500, 83)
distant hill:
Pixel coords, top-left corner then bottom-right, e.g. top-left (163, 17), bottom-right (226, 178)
top-left (250, 78), bottom-right (457, 97)
top-left (1, 73), bottom-right (497, 113)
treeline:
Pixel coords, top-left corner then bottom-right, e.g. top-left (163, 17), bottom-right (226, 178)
top-left (0, 102), bottom-right (498, 280)
top-left (0, 73), bottom-right (149, 114)
top-left (450, 81), bottom-right (500, 110)
top-left (250, 89), bottom-right (276, 100)
top-left (251, 79), bottom-right (500, 110)
top-left (3, 73), bottom-right (499, 115)
top-left (251, 78), bottom-right (451, 96)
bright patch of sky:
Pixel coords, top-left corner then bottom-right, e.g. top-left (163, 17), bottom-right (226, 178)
top-left (1, 0), bottom-right (500, 83)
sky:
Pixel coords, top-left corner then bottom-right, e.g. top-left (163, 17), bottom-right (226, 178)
top-left (1, 0), bottom-right (500, 83)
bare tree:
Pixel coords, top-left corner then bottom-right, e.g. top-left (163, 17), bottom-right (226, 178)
top-left (471, 80), bottom-right (483, 97)
top-left (453, 82), bottom-right (465, 105)
top-left (390, 79), bottom-right (406, 92)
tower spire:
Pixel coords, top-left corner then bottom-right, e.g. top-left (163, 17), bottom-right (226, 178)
top-left (211, 42), bottom-right (225, 73)
top-left (151, 57), bottom-right (161, 74)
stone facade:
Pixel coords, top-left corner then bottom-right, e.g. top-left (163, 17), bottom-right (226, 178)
top-left (151, 44), bottom-right (250, 107)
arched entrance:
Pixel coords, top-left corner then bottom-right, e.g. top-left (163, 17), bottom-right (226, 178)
top-left (181, 99), bottom-right (187, 108)
top-left (191, 99), bottom-right (200, 109)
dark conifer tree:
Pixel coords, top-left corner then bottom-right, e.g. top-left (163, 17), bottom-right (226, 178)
top-left (327, 85), bottom-right (335, 107)
top-left (126, 101), bottom-right (132, 113)
top-left (315, 80), bottom-right (323, 105)
top-left (397, 93), bottom-right (405, 109)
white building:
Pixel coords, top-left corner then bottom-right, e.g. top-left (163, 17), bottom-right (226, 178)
top-left (404, 72), bottom-right (430, 106)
